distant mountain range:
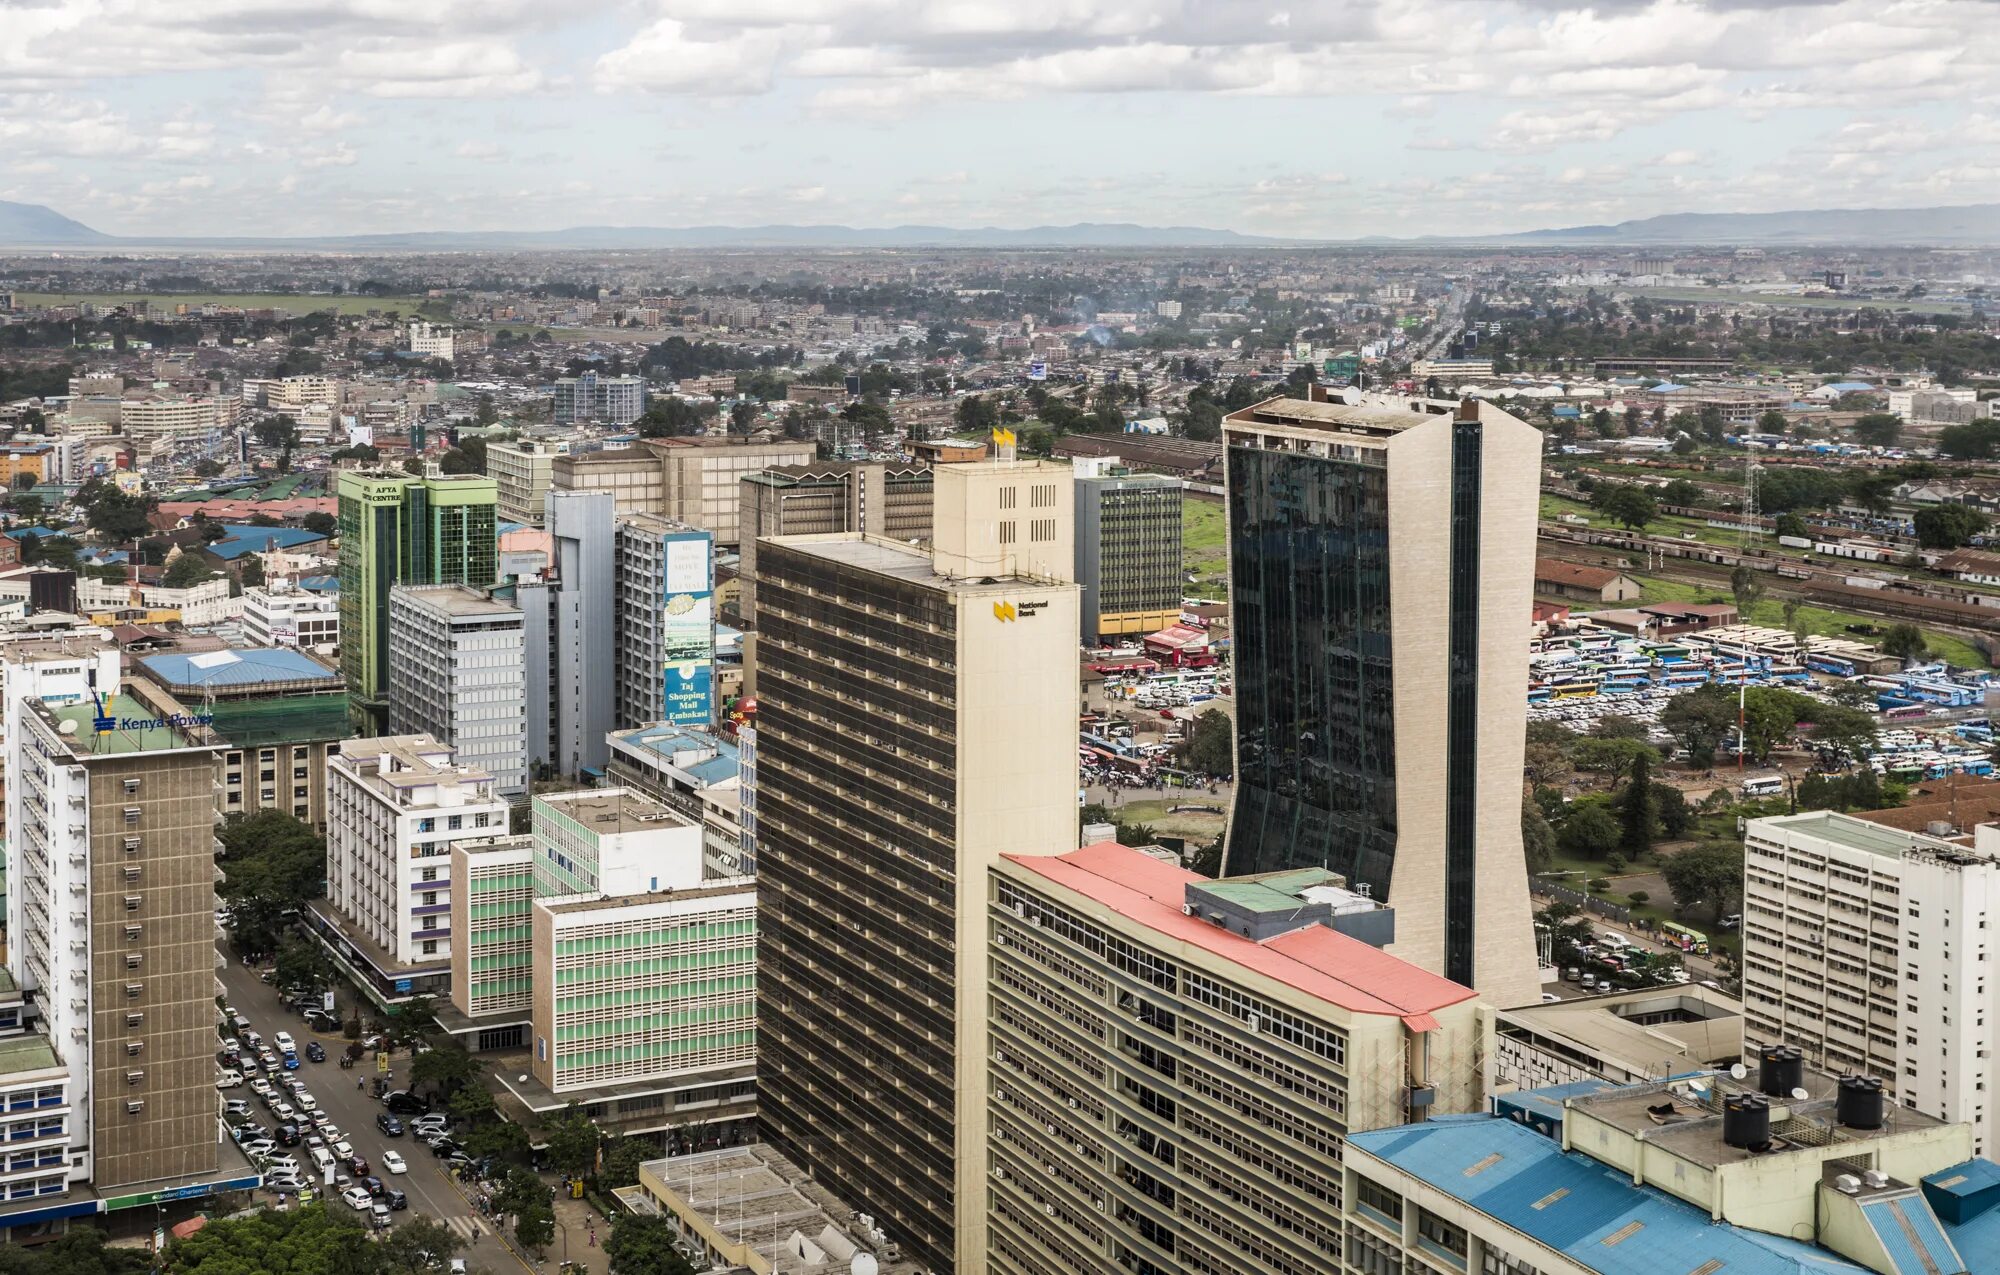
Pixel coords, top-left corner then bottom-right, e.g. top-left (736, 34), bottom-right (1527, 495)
top-left (1, 198), bottom-right (1995, 250)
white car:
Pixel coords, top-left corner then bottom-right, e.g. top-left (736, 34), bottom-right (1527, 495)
top-left (248, 1079), bottom-right (274, 1098)
top-left (274, 1031), bottom-right (296, 1054)
top-left (341, 1186), bottom-right (373, 1212)
top-left (215, 1070), bottom-right (243, 1089)
top-left (295, 1093), bottom-right (319, 1113)
top-left (381, 1151), bottom-right (406, 1174)
top-left (332, 1140), bottom-right (354, 1159)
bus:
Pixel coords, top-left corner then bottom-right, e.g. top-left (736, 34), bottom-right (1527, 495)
top-left (1661, 922), bottom-right (1711, 956)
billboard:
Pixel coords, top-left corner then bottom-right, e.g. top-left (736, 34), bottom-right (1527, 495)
top-left (1027, 361), bottom-right (1048, 381)
top-left (661, 533), bottom-right (714, 726)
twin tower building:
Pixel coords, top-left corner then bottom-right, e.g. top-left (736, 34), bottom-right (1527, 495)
top-left (749, 393), bottom-right (1544, 1274)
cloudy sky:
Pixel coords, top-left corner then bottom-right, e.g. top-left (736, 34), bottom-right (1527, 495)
top-left (1, 0), bottom-right (1997, 238)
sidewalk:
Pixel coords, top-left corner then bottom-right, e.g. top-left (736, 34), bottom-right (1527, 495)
top-left (546, 1187), bottom-right (614, 1274)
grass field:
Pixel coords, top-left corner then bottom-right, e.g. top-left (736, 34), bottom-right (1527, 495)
top-left (1183, 495), bottom-right (1227, 587)
top-left (1103, 797), bottom-right (1228, 844)
top-left (17, 291), bottom-right (441, 318)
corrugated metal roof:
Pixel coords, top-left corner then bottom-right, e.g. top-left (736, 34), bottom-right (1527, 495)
top-left (1861, 1193), bottom-right (1966, 1275)
top-left (1003, 843), bottom-right (1476, 1018)
top-left (139, 646), bottom-right (340, 690)
top-left (1349, 1116), bottom-right (1877, 1275)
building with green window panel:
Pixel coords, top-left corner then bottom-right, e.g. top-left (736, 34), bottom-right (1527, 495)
top-left (336, 466), bottom-right (499, 734)
top-left (447, 787), bottom-right (757, 1130)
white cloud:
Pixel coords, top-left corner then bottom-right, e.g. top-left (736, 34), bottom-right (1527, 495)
top-left (299, 142), bottom-right (358, 168)
top-left (455, 139), bottom-right (502, 159)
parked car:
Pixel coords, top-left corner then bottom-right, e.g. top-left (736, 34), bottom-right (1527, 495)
top-left (346, 1154), bottom-right (368, 1176)
top-left (383, 1091), bottom-right (428, 1115)
top-left (386, 1188), bottom-right (408, 1211)
top-left (276, 1124), bottom-right (301, 1147)
top-left (362, 1175), bottom-right (385, 1197)
top-left (223, 1099), bottom-right (250, 1117)
top-left (341, 1187), bottom-right (373, 1212)
top-left (215, 1070), bottom-right (243, 1089)
top-left (370, 1203), bottom-right (392, 1230)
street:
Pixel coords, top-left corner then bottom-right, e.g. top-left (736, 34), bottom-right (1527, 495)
top-left (214, 941), bottom-right (522, 1274)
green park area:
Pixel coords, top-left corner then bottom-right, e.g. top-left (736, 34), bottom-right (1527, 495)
top-left (1183, 495), bottom-right (1227, 590)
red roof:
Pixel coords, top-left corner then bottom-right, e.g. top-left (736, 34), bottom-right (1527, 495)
top-left (1003, 842), bottom-right (1474, 1028)
top-left (1143, 624), bottom-right (1209, 650)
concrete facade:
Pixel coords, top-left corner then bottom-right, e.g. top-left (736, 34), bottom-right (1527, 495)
top-left (387, 585), bottom-right (527, 796)
top-left (736, 462), bottom-right (934, 625)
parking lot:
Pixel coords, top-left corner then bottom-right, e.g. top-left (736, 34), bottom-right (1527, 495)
top-left (214, 941), bottom-right (515, 1271)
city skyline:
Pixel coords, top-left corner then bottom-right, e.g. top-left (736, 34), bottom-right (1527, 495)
top-left (1, 0), bottom-right (1996, 240)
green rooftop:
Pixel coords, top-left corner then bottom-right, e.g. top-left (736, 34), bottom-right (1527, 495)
top-left (45, 694), bottom-right (211, 757)
top-left (0, 1034), bottom-right (59, 1076)
top-left (1195, 868), bottom-right (1346, 912)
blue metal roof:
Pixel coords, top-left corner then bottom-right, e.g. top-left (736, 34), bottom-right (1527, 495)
top-left (614, 724), bottom-right (740, 783)
top-left (138, 647), bottom-right (339, 690)
top-left (1349, 1117), bottom-right (1874, 1275)
top-left (297, 574), bottom-right (340, 593)
top-left (204, 524), bottom-right (329, 561)
top-left (1860, 1193), bottom-right (1965, 1275)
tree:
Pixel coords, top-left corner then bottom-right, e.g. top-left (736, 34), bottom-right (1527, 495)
top-left (1522, 798), bottom-right (1557, 876)
top-left (513, 1201), bottom-right (556, 1256)
top-left (239, 554), bottom-right (266, 588)
top-left (1570, 737), bottom-right (1657, 776)
top-left (600, 1135), bottom-right (658, 1190)
top-left (728, 400), bottom-right (758, 435)
top-left (1659, 478), bottom-right (1704, 508)
top-left (273, 934), bottom-right (337, 997)
top-left (1662, 686), bottom-right (1736, 768)
top-left (1180, 392), bottom-right (1223, 442)
top-left (216, 811), bottom-right (326, 954)
top-left (1619, 751), bottom-right (1656, 861)
top-left (301, 511), bottom-right (337, 536)
top-left (83, 488), bottom-right (153, 544)
top-left (1913, 504), bottom-right (1989, 550)
top-left (162, 1202), bottom-right (376, 1274)
top-left (1591, 715), bottom-right (1650, 742)
top-left (1655, 784), bottom-right (1693, 839)
top-left (1774, 511), bottom-right (1807, 540)
top-left (8, 494), bottom-right (41, 523)
top-left (1523, 739), bottom-right (1572, 788)
top-left (1660, 842), bottom-right (1743, 920)
top-left (542, 1103), bottom-right (603, 1180)
top-left (448, 1081), bottom-right (498, 1127)
top-left (1179, 709), bottom-right (1233, 777)
top-left (955, 394), bottom-right (1000, 433)
top-left (493, 1167), bottom-right (554, 1221)
top-left (1845, 472), bottom-right (1897, 515)
top-left (410, 1040), bottom-right (484, 1099)
top-left (253, 415), bottom-right (301, 451)
top-left (1880, 622), bottom-right (1929, 664)
top-left (1537, 901), bottom-right (1596, 965)
top-left (606, 1213), bottom-right (698, 1275)
top-left (0, 1228), bottom-right (148, 1275)
top-left (376, 1215), bottom-right (465, 1275)
top-left (1599, 485), bottom-right (1657, 531)
top-left (1557, 803), bottom-right (1620, 859)
top-left (1851, 413), bottom-right (1902, 447)
top-left (1938, 419), bottom-right (2000, 460)
top-left (162, 552), bottom-right (213, 589)
top-left (464, 1117), bottom-right (533, 1166)
top-left (1728, 564), bottom-right (1766, 616)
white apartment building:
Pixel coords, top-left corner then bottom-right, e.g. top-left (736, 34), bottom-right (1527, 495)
top-left (119, 397), bottom-right (224, 453)
top-left (271, 375), bottom-right (341, 410)
top-left (386, 585), bottom-right (526, 796)
top-left (1743, 810), bottom-right (2000, 1157)
top-left (241, 582), bottom-right (340, 650)
top-left (325, 735), bottom-right (509, 970)
top-left (408, 322), bottom-right (455, 360)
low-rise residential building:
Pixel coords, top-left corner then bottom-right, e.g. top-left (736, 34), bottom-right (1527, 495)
top-left (1495, 986), bottom-right (1746, 1091)
top-left (316, 735), bottom-right (510, 1006)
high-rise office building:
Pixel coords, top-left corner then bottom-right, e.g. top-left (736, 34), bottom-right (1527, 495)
top-left (614, 513), bottom-right (715, 731)
top-left (3, 681), bottom-right (237, 1206)
top-left (318, 735), bottom-right (509, 1005)
top-left (335, 468), bottom-right (499, 733)
top-left (548, 492), bottom-right (616, 775)
top-left (551, 370), bottom-right (647, 426)
top-left (1743, 810), bottom-right (2000, 1158)
top-left (387, 585), bottom-right (528, 796)
top-left (1221, 391), bottom-right (1541, 1007)
top-left (736, 461), bottom-right (934, 626)
top-left (753, 454), bottom-right (1080, 1274)
top-left (1071, 457), bottom-right (1184, 641)
top-left (985, 842), bottom-right (1487, 1275)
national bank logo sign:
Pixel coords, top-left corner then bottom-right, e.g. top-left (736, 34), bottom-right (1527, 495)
top-left (993, 600), bottom-right (1048, 623)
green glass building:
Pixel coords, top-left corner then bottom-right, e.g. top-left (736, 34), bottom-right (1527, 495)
top-left (336, 468), bottom-right (499, 733)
